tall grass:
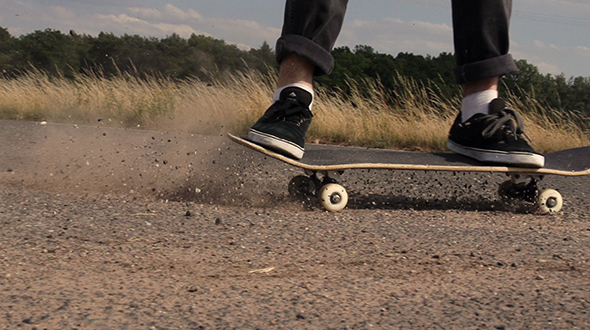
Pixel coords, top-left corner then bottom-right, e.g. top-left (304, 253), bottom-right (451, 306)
top-left (0, 69), bottom-right (587, 153)
top-left (309, 75), bottom-right (589, 153)
top-left (309, 76), bottom-right (459, 151)
top-left (0, 68), bottom-right (271, 134)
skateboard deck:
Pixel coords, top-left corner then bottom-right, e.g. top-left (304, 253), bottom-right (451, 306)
top-left (229, 134), bottom-right (590, 212)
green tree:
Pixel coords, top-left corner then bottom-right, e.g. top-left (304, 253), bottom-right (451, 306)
top-left (317, 46), bottom-right (459, 102)
top-left (18, 29), bottom-right (82, 76)
top-left (84, 32), bottom-right (126, 75)
top-left (0, 27), bottom-right (17, 73)
top-left (248, 41), bottom-right (278, 74)
top-left (502, 60), bottom-right (590, 115)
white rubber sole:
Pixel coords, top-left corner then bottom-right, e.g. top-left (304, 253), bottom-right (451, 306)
top-left (447, 140), bottom-right (545, 168)
top-left (247, 129), bottom-right (304, 160)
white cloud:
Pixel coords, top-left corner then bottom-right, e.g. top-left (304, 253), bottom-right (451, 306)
top-left (511, 39), bottom-right (590, 76)
top-left (127, 4), bottom-right (204, 24)
top-left (98, 13), bottom-right (142, 25)
top-left (208, 17), bottom-right (280, 45)
top-left (125, 7), bottom-right (163, 20)
top-left (153, 23), bottom-right (205, 38)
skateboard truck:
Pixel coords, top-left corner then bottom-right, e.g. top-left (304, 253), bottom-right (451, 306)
top-left (499, 173), bottom-right (563, 213)
top-left (288, 170), bottom-right (349, 212)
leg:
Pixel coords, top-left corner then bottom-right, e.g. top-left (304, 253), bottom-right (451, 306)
top-left (247, 0), bottom-right (349, 160)
top-left (462, 77), bottom-right (498, 98)
top-left (277, 0), bottom-right (349, 77)
top-left (453, 0), bottom-right (514, 121)
top-left (447, 0), bottom-right (545, 167)
top-left (277, 53), bottom-right (314, 89)
top-left (452, 0), bottom-right (517, 85)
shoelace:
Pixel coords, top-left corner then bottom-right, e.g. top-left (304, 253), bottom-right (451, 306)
top-left (274, 100), bottom-right (313, 125)
top-left (480, 108), bottom-right (530, 141)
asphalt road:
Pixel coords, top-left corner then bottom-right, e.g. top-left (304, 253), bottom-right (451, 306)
top-left (1, 120), bottom-right (589, 329)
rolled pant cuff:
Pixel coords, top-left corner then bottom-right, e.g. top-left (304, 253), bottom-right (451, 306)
top-left (276, 34), bottom-right (334, 76)
top-left (454, 54), bottom-right (518, 85)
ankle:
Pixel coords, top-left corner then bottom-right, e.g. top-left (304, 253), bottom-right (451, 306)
top-left (461, 90), bottom-right (498, 122)
top-left (277, 54), bottom-right (314, 88)
top-left (273, 83), bottom-right (315, 110)
top-left (462, 77), bottom-right (499, 97)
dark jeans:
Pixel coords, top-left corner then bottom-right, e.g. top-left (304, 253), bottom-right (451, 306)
top-left (276, 0), bottom-right (518, 84)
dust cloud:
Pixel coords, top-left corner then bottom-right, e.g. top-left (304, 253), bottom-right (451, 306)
top-left (0, 120), bottom-right (292, 208)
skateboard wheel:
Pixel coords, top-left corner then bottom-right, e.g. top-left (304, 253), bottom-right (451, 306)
top-left (288, 175), bottom-right (315, 197)
top-left (537, 189), bottom-right (563, 214)
top-left (319, 183), bottom-right (348, 212)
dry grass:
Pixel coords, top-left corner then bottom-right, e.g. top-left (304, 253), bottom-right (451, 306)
top-left (309, 76), bottom-right (458, 151)
top-left (0, 69), bottom-right (273, 135)
top-left (308, 76), bottom-right (589, 154)
top-left (0, 69), bottom-right (587, 153)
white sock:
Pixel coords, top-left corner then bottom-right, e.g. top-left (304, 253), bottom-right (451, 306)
top-left (461, 90), bottom-right (498, 122)
top-left (273, 83), bottom-right (315, 110)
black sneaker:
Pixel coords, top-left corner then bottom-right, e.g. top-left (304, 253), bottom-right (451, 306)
top-left (447, 99), bottom-right (545, 167)
top-left (247, 87), bottom-right (313, 160)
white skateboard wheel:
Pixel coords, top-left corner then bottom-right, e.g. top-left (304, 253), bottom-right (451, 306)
top-left (537, 189), bottom-right (563, 214)
top-left (319, 183), bottom-right (348, 212)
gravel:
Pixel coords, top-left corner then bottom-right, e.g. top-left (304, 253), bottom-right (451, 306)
top-left (1, 120), bottom-right (588, 329)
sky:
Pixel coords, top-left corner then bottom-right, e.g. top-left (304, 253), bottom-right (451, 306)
top-left (1, 0), bottom-right (590, 78)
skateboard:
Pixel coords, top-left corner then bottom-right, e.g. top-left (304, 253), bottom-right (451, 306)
top-left (229, 134), bottom-right (590, 213)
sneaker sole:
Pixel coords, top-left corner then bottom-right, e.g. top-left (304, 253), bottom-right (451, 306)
top-left (447, 140), bottom-right (545, 168)
top-left (247, 129), bottom-right (304, 160)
